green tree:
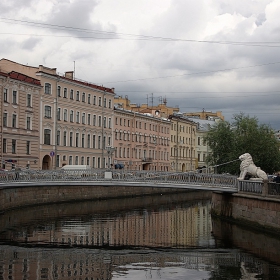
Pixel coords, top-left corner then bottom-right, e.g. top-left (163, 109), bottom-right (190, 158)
top-left (204, 113), bottom-right (280, 175)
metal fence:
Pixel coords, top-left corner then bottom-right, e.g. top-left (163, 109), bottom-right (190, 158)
top-left (0, 169), bottom-right (238, 188)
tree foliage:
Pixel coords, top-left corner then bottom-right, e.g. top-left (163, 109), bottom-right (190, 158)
top-left (204, 113), bottom-right (280, 175)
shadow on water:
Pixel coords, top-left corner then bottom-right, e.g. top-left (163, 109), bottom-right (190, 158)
top-left (1, 191), bottom-right (280, 279)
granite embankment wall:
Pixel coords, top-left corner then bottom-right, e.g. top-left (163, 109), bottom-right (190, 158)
top-left (211, 190), bottom-right (280, 233)
top-left (0, 183), bottom-right (202, 212)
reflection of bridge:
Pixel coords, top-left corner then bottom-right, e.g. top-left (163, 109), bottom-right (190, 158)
top-left (0, 169), bottom-right (239, 193)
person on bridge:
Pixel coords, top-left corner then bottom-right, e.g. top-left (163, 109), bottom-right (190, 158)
top-left (273, 173), bottom-right (280, 183)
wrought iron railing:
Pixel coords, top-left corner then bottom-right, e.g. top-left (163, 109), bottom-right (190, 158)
top-left (0, 169), bottom-right (238, 189)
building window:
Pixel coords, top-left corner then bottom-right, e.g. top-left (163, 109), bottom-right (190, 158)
top-left (82, 92), bottom-right (85, 102)
top-left (26, 116), bottom-right (31, 130)
top-left (45, 106), bottom-right (51, 118)
top-left (57, 108), bottom-right (61, 121)
top-left (93, 135), bottom-right (96, 149)
top-left (45, 83), bottom-right (51, 94)
top-left (44, 129), bottom-right (51, 145)
top-left (98, 136), bottom-right (101, 149)
top-left (81, 156), bottom-right (84, 165)
top-left (98, 116), bottom-right (101, 127)
top-left (3, 112), bottom-right (7, 127)
top-left (12, 139), bottom-right (16, 154)
top-left (27, 94), bottom-right (31, 107)
top-left (82, 134), bottom-right (85, 148)
top-left (82, 113), bottom-right (85, 124)
top-left (87, 156), bottom-right (90, 165)
top-left (93, 115), bottom-right (96, 126)
top-left (76, 111), bottom-right (80, 123)
top-left (75, 156), bottom-right (78, 165)
top-left (26, 141), bottom-right (30, 154)
top-left (88, 94), bottom-right (91, 104)
top-left (103, 117), bottom-right (106, 128)
top-left (70, 89), bottom-right (74, 99)
top-left (64, 109), bottom-right (67, 121)
top-left (70, 132), bottom-right (73, 147)
top-left (56, 155), bottom-right (60, 167)
top-left (93, 95), bottom-right (96, 105)
top-left (92, 157), bottom-right (95, 168)
top-left (3, 138), bottom-right (7, 153)
top-left (87, 114), bottom-right (91, 125)
top-left (104, 97), bottom-right (107, 108)
top-left (12, 114), bottom-right (17, 128)
top-left (76, 133), bottom-right (79, 147)
top-left (108, 118), bottom-right (112, 128)
top-left (12, 90), bottom-right (17, 104)
top-left (57, 86), bottom-right (61, 97)
top-left (87, 134), bottom-right (91, 148)
top-left (63, 88), bottom-right (67, 98)
top-left (69, 156), bottom-right (73, 165)
top-left (98, 97), bottom-right (102, 106)
top-left (63, 131), bottom-right (67, 146)
top-left (70, 110), bottom-right (74, 122)
top-left (3, 88), bottom-right (8, 102)
top-left (108, 99), bottom-right (112, 108)
top-left (57, 130), bottom-right (60, 146)
top-left (76, 91), bottom-right (80, 101)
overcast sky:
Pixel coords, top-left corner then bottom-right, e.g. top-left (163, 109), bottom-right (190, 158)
top-left (0, 0), bottom-right (280, 128)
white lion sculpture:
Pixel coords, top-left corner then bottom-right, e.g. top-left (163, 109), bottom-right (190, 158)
top-left (238, 153), bottom-right (268, 181)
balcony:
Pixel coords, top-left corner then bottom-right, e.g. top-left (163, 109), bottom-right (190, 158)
top-left (142, 157), bottom-right (153, 163)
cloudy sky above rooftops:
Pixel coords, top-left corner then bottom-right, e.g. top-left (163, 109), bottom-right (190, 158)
top-left (1, 0), bottom-right (280, 128)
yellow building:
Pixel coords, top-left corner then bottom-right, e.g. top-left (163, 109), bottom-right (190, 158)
top-left (169, 114), bottom-right (197, 172)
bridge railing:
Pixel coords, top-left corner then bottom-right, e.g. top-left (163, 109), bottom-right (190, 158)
top-left (0, 169), bottom-right (238, 188)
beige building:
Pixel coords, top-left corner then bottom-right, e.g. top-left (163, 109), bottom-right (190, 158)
top-left (169, 114), bottom-right (197, 172)
top-left (0, 59), bottom-right (115, 169)
top-left (0, 70), bottom-right (41, 170)
top-left (114, 107), bottom-right (171, 171)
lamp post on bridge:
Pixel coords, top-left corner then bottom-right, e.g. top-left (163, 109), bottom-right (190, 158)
top-left (105, 145), bottom-right (116, 170)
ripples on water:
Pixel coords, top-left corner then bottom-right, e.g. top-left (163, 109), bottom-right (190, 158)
top-left (0, 191), bottom-right (280, 279)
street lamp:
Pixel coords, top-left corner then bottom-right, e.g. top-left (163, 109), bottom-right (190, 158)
top-left (105, 145), bottom-right (116, 170)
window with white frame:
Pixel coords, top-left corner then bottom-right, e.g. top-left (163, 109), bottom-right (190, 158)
top-left (45, 106), bottom-right (51, 118)
top-left (3, 88), bottom-right (8, 102)
top-left (3, 112), bottom-right (7, 127)
top-left (76, 111), bottom-right (80, 123)
top-left (88, 94), bottom-right (91, 104)
top-left (57, 108), bottom-right (61, 121)
top-left (82, 92), bottom-right (85, 102)
top-left (76, 91), bottom-right (80, 101)
top-left (27, 93), bottom-right (32, 107)
top-left (63, 88), bottom-right (67, 98)
top-left (57, 86), bottom-right (61, 97)
top-left (76, 133), bottom-right (79, 147)
top-left (26, 116), bottom-right (31, 130)
top-left (64, 109), bottom-right (67, 121)
top-left (44, 129), bottom-right (51, 145)
top-left (82, 113), bottom-right (85, 124)
top-left (3, 138), bottom-right (7, 153)
top-left (12, 139), bottom-right (16, 154)
top-left (45, 83), bottom-right (51, 94)
top-left (12, 114), bottom-right (17, 128)
top-left (12, 90), bottom-right (17, 104)
top-left (70, 110), bottom-right (74, 122)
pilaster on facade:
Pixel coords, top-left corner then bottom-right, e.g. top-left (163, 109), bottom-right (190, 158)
top-left (114, 108), bottom-right (171, 171)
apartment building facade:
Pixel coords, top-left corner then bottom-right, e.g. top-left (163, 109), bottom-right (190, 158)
top-left (0, 70), bottom-right (41, 170)
top-left (169, 114), bottom-right (197, 172)
top-left (0, 59), bottom-right (115, 169)
top-left (114, 108), bottom-right (171, 171)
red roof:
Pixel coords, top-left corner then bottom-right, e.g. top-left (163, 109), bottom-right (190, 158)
top-left (9, 71), bottom-right (41, 86)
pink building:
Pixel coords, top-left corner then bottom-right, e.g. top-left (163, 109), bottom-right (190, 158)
top-left (113, 108), bottom-right (171, 171)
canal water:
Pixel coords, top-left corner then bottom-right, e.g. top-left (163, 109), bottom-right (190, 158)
top-left (1, 191), bottom-right (280, 279)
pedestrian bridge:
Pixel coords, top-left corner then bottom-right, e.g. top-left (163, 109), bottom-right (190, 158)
top-left (0, 169), bottom-right (239, 193)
